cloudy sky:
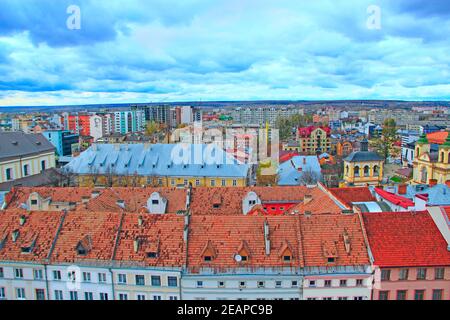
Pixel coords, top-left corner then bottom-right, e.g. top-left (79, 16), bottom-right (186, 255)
top-left (0, 0), bottom-right (449, 106)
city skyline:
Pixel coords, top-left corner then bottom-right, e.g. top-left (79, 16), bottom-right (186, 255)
top-left (0, 0), bottom-right (450, 106)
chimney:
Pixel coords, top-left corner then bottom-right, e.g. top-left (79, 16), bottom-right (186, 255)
top-left (398, 184), bottom-right (407, 195)
top-left (133, 239), bottom-right (140, 253)
top-left (264, 220), bottom-right (270, 255)
top-left (446, 180), bottom-right (450, 188)
top-left (81, 196), bottom-right (90, 204)
top-left (304, 210), bottom-right (312, 217)
top-left (304, 194), bottom-right (313, 205)
top-left (19, 215), bottom-right (26, 226)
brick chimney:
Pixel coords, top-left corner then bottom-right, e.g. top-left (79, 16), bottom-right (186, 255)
top-left (429, 179), bottom-right (438, 187)
top-left (398, 184), bottom-right (407, 195)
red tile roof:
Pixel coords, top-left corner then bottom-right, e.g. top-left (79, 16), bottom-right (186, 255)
top-left (328, 187), bottom-right (376, 209)
top-left (427, 131), bottom-right (448, 145)
top-left (190, 186), bottom-right (342, 215)
top-left (299, 214), bottom-right (370, 267)
top-left (0, 210), bottom-right (63, 262)
top-left (51, 211), bottom-right (121, 263)
top-left (114, 214), bottom-right (186, 267)
top-left (374, 188), bottom-right (414, 209)
top-left (363, 211), bottom-right (450, 267)
top-left (187, 215), bottom-right (304, 272)
top-left (298, 126), bottom-right (331, 138)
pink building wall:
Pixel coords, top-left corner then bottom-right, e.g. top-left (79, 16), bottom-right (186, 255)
top-left (373, 266), bottom-right (450, 300)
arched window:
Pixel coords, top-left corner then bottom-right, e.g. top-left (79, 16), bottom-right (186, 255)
top-left (354, 166), bottom-right (360, 177)
top-left (416, 147), bottom-right (420, 156)
top-left (421, 167), bottom-right (428, 184)
top-left (345, 165), bottom-right (349, 175)
top-left (448, 152), bottom-right (450, 164)
top-left (364, 166), bottom-right (370, 177)
top-left (441, 152), bottom-right (445, 163)
top-left (373, 165), bottom-right (380, 177)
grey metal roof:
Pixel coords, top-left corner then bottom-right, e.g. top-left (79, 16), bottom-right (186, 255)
top-left (344, 151), bottom-right (383, 162)
top-left (0, 132), bottom-right (55, 162)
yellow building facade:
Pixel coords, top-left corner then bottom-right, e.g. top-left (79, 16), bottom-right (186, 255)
top-left (343, 139), bottom-right (384, 186)
top-left (413, 134), bottom-right (450, 184)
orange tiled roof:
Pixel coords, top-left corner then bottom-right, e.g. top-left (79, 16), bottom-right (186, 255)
top-left (51, 211), bottom-right (121, 263)
top-left (190, 186), bottom-right (342, 215)
top-left (299, 214), bottom-right (370, 267)
top-left (114, 214), bottom-right (186, 267)
top-left (427, 131), bottom-right (448, 145)
top-left (79, 187), bottom-right (187, 213)
top-left (187, 215), bottom-right (304, 272)
top-left (0, 210), bottom-right (63, 262)
top-left (328, 187), bottom-right (376, 209)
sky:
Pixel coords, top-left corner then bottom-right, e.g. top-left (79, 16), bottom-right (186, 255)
top-left (0, 0), bottom-right (449, 106)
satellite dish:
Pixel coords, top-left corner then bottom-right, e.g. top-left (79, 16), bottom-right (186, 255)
top-left (234, 254), bottom-right (242, 262)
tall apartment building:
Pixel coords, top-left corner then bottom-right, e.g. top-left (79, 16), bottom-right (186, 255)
top-left (113, 110), bottom-right (146, 135)
top-left (231, 106), bottom-right (304, 126)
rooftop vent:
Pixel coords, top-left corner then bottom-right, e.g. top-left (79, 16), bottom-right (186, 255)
top-left (19, 215), bottom-right (26, 226)
top-left (12, 230), bottom-right (19, 242)
top-left (116, 200), bottom-right (126, 209)
top-left (304, 194), bottom-right (313, 205)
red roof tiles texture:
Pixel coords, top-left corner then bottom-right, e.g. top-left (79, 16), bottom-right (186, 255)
top-left (363, 211), bottom-right (450, 267)
top-left (328, 187), bottom-right (376, 208)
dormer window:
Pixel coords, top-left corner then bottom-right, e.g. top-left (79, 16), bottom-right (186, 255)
top-left (204, 256), bottom-right (212, 262)
top-left (279, 241), bottom-right (293, 263)
top-left (201, 241), bottom-right (216, 263)
top-left (283, 255), bottom-right (292, 262)
top-left (237, 241), bottom-right (251, 263)
top-left (147, 252), bottom-right (158, 259)
top-left (152, 200), bottom-right (159, 205)
top-left (328, 257), bottom-right (336, 263)
top-left (76, 235), bottom-right (93, 256)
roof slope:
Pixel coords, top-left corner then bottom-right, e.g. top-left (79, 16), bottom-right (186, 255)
top-left (0, 132), bottom-right (55, 161)
top-left (328, 187), bottom-right (376, 208)
top-left (363, 211), bottom-right (450, 267)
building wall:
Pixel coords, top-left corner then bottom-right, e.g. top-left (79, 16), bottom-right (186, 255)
top-left (0, 151), bottom-right (56, 183)
top-left (343, 160), bottom-right (383, 186)
top-left (373, 266), bottom-right (450, 300)
top-left (303, 274), bottom-right (372, 300)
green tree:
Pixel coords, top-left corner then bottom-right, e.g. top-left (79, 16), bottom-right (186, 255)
top-left (145, 121), bottom-right (161, 136)
top-left (372, 118), bottom-right (398, 163)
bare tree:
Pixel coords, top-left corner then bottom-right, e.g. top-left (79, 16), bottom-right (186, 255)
top-left (105, 164), bottom-right (117, 187)
top-left (298, 168), bottom-right (320, 186)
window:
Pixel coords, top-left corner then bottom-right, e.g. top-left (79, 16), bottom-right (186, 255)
top-left (354, 166), bottom-right (360, 177)
top-left (324, 280), bottom-right (332, 287)
top-left (153, 295), bottom-right (162, 300)
top-left (257, 281), bottom-right (265, 288)
top-left (210, 180), bottom-right (216, 187)
top-left (119, 293), bottom-right (128, 301)
top-left (14, 268), bottom-right (24, 279)
top-left (16, 288), bottom-right (26, 300)
top-left (309, 280), bottom-right (316, 287)
top-left (322, 297), bottom-right (332, 300)
top-left (356, 279), bottom-right (363, 287)
top-left (338, 297), bottom-right (348, 300)
top-left (283, 255), bottom-right (292, 262)
top-left (118, 274), bottom-right (127, 284)
top-left (54, 290), bottom-right (63, 300)
top-left (354, 296), bottom-right (364, 301)
top-left (239, 281), bottom-right (246, 288)
top-left (33, 269), bottom-right (43, 280)
top-left (84, 292), bottom-right (94, 300)
top-left (5, 168), bottom-right (13, 181)
top-left (363, 166), bottom-right (370, 177)
top-left (373, 165), bottom-right (380, 177)
top-left (435, 268), bottom-right (444, 280)
top-left (398, 269), bottom-right (409, 281)
top-left (396, 290), bottom-right (407, 300)
top-left (69, 291), bottom-right (78, 300)
top-left (195, 180), bottom-right (200, 186)
top-left (23, 164), bottom-right (29, 177)
top-left (98, 273), bottom-right (107, 283)
top-left (432, 289), bottom-right (443, 300)
top-left (378, 291), bottom-right (389, 300)
top-left (0, 287), bottom-right (5, 299)
top-left (100, 293), bottom-right (109, 301)
top-left (414, 290), bottom-right (425, 300)
top-left (327, 257), bottom-right (335, 263)
top-left (168, 276), bottom-right (178, 287)
top-left (0, 267), bottom-right (3, 278)
top-left (68, 271), bottom-right (76, 282)
top-left (151, 275), bottom-right (161, 287)
top-left (340, 280), bottom-right (347, 287)
top-left (135, 275), bottom-right (145, 286)
top-left (233, 180), bottom-right (237, 186)
top-left (416, 268), bottom-right (427, 280)
top-left (381, 269), bottom-right (391, 281)
top-left (204, 256), bottom-right (212, 262)
top-left (275, 281), bottom-right (282, 288)
top-left (41, 160), bottom-right (46, 171)
top-left (218, 281), bottom-right (225, 288)
top-left (53, 270), bottom-right (61, 280)
top-left (291, 281), bottom-right (298, 288)
top-left (83, 272), bottom-right (91, 282)
top-left (169, 296), bottom-right (178, 301)
top-left (196, 281), bottom-right (203, 288)
top-left (137, 294), bottom-right (146, 301)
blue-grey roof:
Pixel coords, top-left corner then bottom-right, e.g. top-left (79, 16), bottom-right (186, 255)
top-left (64, 143), bottom-right (250, 178)
top-left (390, 184), bottom-right (450, 206)
top-left (277, 156), bottom-right (321, 186)
top-left (344, 151), bottom-right (383, 162)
